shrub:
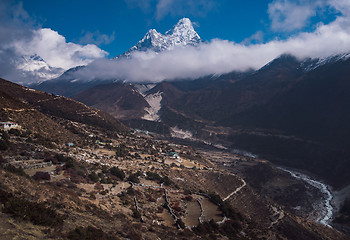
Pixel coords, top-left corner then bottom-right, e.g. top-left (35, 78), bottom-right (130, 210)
top-left (176, 218), bottom-right (185, 229)
top-left (55, 154), bottom-right (74, 163)
top-left (208, 193), bottom-right (242, 220)
top-left (0, 155), bottom-right (7, 165)
top-left (32, 171), bottom-right (51, 181)
top-left (8, 128), bottom-right (21, 136)
top-left (115, 144), bottom-right (129, 157)
top-left (0, 139), bottom-right (8, 151)
top-left (127, 173), bottom-right (140, 183)
top-left (110, 166), bottom-right (125, 180)
top-left (132, 209), bottom-right (141, 220)
top-left (0, 130), bottom-right (9, 141)
top-left (146, 171), bottom-right (162, 181)
top-left (184, 195), bottom-right (193, 201)
top-left (0, 131), bottom-right (9, 151)
top-left (4, 165), bottom-right (28, 177)
top-left (88, 172), bottom-right (99, 183)
top-left (67, 226), bottom-right (116, 240)
top-left (94, 183), bottom-right (104, 191)
top-left (193, 219), bottom-right (240, 238)
top-left (126, 186), bottom-right (135, 195)
top-left (0, 189), bottom-right (63, 227)
top-left (172, 205), bottom-right (182, 212)
top-left (161, 176), bottom-right (172, 186)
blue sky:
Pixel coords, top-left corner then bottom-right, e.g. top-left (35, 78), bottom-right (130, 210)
top-left (1, 0), bottom-right (350, 83)
top-left (19, 0), bottom-right (338, 56)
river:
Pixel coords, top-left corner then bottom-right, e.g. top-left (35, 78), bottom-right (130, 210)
top-left (169, 132), bottom-right (335, 226)
top-left (277, 167), bottom-right (334, 227)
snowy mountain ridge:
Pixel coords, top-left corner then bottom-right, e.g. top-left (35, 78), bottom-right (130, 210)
top-left (15, 54), bottom-right (64, 82)
top-left (301, 53), bottom-right (350, 72)
top-left (120, 18), bottom-right (201, 58)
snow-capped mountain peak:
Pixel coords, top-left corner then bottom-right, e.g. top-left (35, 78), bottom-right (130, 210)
top-left (120, 18), bottom-right (201, 57)
top-left (15, 54), bottom-right (64, 82)
top-left (301, 53), bottom-right (350, 72)
top-left (143, 29), bottom-right (162, 41)
top-left (165, 17), bottom-right (200, 47)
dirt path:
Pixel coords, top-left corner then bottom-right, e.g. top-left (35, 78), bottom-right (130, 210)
top-left (223, 178), bottom-right (246, 201)
top-left (2, 108), bottom-right (36, 112)
top-left (269, 206), bottom-right (284, 228)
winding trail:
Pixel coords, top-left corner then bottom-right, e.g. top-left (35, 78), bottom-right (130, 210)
top-left (2, 107), bottom-right (36, 112)
top-left (269, 206), bottom-right (285, 228)
top-left (223, 178), bottom-right (246, 201)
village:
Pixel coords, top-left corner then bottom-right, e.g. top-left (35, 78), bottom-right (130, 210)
top-left (1, 115), bottom-right (347, 240)
top-left (0, 119), bottom-right (252, 231)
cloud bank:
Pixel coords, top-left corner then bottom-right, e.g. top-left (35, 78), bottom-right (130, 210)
top-left (79, 30), bottom-right (115, 46)
top-left (13, 28), bottom-right (108, 70)
top-left (3, 0), bottom-right (350, 84)
top-left (268, 0), bottom-right (329, 32)
top-left (75, 0), bottom-right (350, 83)
top-left (0, 1), bottom-right (107, 83)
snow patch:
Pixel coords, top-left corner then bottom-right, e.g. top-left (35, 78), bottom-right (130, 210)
top-left (142, 91), bottom-right (162, 122)
top-left (170, 126), bottom-right (193, 139)
top-left (170, 126), bottom-right (232, 150)
top-left (231, 149), bottom-right (257, 158)
top-left (301, 53), bottom-right (350, 72)
top-left (16, 54), bottom-right (64, 81)
top-left (134, 83), bottom-right (156, 96)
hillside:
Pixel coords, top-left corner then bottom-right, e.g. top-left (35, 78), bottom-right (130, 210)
top-left (30, 54), bottom-right (350, 189)
top-left (0, 78), bottom-right (127, 133)
top-left (1, 79), bottom-right (349, 239)
top-left (147, 55), bottom-right (350, 189)
top-left (73, 82), bottom-right (149, 120)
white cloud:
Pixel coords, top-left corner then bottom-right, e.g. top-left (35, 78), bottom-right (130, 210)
top-left (268, 0), bottom-right (329, 32)
top-left (0, 1), bottom-right (35, 77)
top-left (330, 0), bottom-right (350, 16)
top-left (75, 10), bottom-right (350, 83)
top-left (12, 28), bottom-right (108, 70)
top-left (3, 0), bottom-right (350, 84)
top-left (242, 31), bottom-right (264, 44)
top-left (0, 1), bottom-right (108, 83)
top-left (79, 30), bottom-right (115, 46)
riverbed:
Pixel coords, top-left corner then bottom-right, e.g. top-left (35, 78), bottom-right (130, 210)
top-left (169, 134), bottom-right (336, 227)
top-left (278, 167), bottom-right (334, 227)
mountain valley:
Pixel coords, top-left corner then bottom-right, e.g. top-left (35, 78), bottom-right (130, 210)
top-left (1, 77), bottom-right (349, 239)
top-left (1, 14), bottom-right (350, 239)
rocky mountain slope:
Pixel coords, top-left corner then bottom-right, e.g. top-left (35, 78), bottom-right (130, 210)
top-left (40, 53), bottom-right (350, 191)
top-left (30, 51), bottom-right (350, 189)
top-left (154, 54), bottom-right (350, 189)
top-left (0, 78), bottom-right (127, 135)
top-left (0, 79), bottom-right (349, 239)
top-left (27, 17), bottom-right (350, 228)
top-left (73, 82), bottom-right (149, 120)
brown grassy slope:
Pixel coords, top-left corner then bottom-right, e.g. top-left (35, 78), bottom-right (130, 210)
top-left (0, 90), bottom-right (79, 144)
top-left (0, 78), bottom-right (128, 133)
top-left (0, 168), bottom-right (187, 240)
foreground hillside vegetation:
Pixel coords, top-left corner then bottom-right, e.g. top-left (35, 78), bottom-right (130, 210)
top-left (0, 78), bottom-right (349, 239)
